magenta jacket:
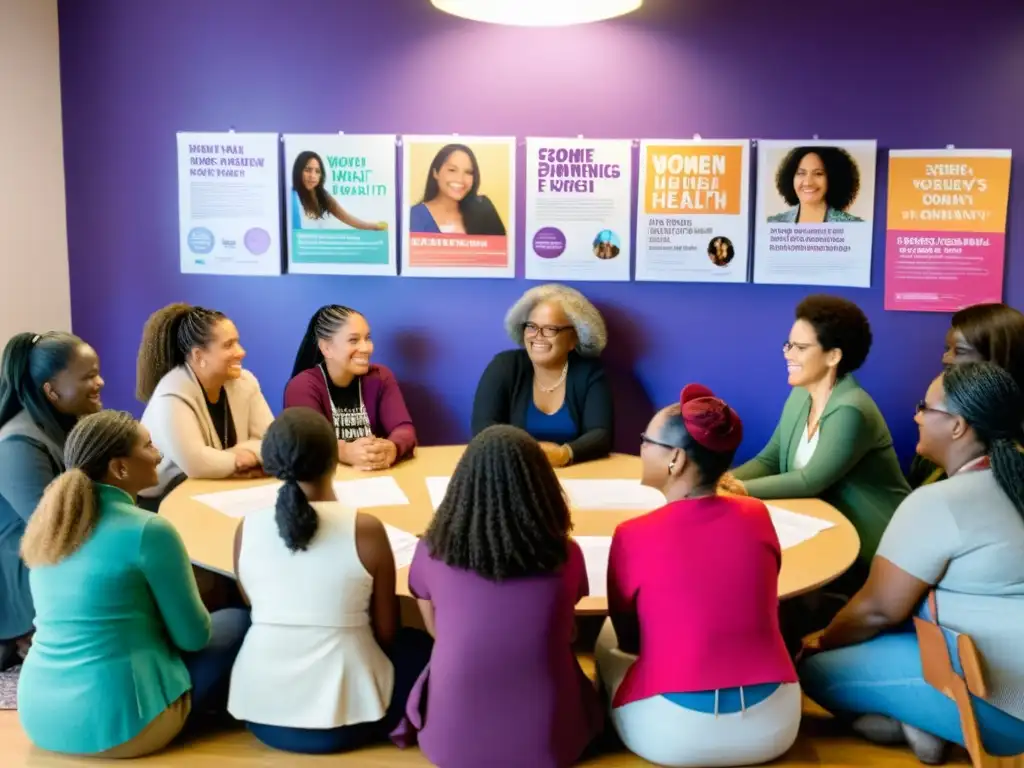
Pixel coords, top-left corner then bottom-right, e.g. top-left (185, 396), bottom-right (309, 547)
top-left (283, 364), bottom-right (417, 459)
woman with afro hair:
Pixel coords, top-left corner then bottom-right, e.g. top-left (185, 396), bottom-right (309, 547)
top-left (767, 146), bottom-right (864, 224)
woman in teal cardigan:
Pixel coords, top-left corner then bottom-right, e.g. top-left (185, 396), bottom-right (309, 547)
top-left (17, 410), bottom-right (249, 758)
top-left (731, 296), bottom-right (909, 587)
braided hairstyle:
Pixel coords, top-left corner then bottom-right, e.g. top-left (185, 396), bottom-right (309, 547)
top-left (290, 304), bottom-right (361, 378)
top-left (262, 407), bottom-right (338, 552)
top-left (0, 332), bottom-right (87, 443)
top-left (424, 424), bottom-right (571, 581)
top-left (943, 361), bottom-right (1024, 517)
top-left (136, 303), bottom-right (226, 402)
top-left (21, 410), bottom-right (138, 567)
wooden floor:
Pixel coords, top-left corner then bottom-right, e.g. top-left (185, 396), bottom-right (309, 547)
top-left (0, 704), bottom-right (970, 767)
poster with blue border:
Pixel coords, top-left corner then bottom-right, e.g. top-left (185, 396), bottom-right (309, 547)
top-left (284, 134), bottom-right (397, 275)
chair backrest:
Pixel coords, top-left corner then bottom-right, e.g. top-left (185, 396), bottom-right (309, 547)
top-left (914, 590), bottom-right (1023, 768)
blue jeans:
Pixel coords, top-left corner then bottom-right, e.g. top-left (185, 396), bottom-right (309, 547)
top-left (247, 628), bottom-right (433, 754)
top-left (800, 629), bottom-right (1024, 757)
top-left (181, 608), bottom-right (250, 716)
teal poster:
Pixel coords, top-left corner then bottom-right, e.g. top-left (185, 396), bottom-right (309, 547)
top-left (283, 134), bottom-right (397, 275)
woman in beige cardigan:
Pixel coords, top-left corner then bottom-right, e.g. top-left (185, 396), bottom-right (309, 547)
top-left (136, 303), bottom-right (274, 508)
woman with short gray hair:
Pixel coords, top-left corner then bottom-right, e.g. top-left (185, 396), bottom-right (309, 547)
top-left (471, 284), bottom-right (613, 466)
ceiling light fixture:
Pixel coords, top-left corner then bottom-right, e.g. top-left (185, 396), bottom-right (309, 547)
top-left (430, 0), bottom-right (643, 27)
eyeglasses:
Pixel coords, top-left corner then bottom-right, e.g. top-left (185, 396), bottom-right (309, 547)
top-left (916, 400), bottom-right (953, 417)
top-left (640, 433), bottom-right (676, 450)
top-left (523, 322), bottom-right (573, 339)
top-left (782, 341), bottom-right (819, 353)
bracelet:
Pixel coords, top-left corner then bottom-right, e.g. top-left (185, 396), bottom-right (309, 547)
top-left (562, 444), bottom-right (574, 465)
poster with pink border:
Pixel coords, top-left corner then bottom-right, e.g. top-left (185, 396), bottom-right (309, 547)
top-left (884, 149), bottom-right (1012, 312)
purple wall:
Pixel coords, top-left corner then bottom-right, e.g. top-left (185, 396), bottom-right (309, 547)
top-left (57, 0), bottom-right (1024, 463)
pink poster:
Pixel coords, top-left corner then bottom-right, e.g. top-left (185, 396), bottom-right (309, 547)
top-left (884, 149), bottom-right (1012, 312)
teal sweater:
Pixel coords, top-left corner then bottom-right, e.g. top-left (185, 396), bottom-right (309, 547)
top-left (18, 484), bottom-right (211, 755)
top-left (734, 375), bottom-right (910, 566)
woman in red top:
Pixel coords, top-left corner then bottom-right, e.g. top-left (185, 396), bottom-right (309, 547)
top-left (597, 384), bottom-right (800, 767)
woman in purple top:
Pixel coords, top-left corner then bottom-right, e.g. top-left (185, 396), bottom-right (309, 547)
top-left (283, 305), bottom-right (416, 471)
top-left (395, 425), bottom-right (603, 768)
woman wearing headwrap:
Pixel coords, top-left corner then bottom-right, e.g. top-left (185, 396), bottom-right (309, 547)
top-left (596, 385), bottom-right (800, 767)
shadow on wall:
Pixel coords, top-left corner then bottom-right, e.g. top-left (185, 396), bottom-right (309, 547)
top-left (392, 329), bottom-right (464, 446)
top-left (596, 302), bottom-right (655, 457)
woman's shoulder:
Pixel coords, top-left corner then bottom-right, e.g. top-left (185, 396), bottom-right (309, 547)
top-left (830, 377), bottom-right (885, 419)
top-left (768, 208), bottom-right (797, 223)
top-left (149, 365), bottom-right (197, 400)
top-left (828, 208), bottom-right (863, 222)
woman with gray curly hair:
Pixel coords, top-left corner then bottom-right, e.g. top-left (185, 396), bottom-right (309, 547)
top-left (471, 284), bottom-right (613, 466)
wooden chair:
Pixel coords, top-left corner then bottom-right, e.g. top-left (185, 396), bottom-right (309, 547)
top-left (914, 591), bottom-right (1024, 767)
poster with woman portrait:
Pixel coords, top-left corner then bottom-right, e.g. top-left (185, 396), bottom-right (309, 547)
top-left (635, 139), bottom-right (751, 283)
top-left (283, 134), bottom-right (397, 275)
top-left (401, 135), bottom-right (516, 279)
top-left (524, 137), bottom-right (632, 282)
top-left (753, 140), bottom-right (877, 287)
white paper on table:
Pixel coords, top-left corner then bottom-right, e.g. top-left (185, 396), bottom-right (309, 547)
top-left (767, 505), bottom-right (835, 550)
top-left (574, 536), bottom-right (612, 598)
top-left (425, 476), bottom-right (451, 510)
top-left (559, 479), bottom-right (666, 510)
top-left (193, 483), bottom-right (283, 518)
top-left (332, 476), bottom-right (409, 509)
top-left (384, 524), bottom-right (419, 569)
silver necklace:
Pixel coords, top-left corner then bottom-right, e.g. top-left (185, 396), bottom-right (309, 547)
top-left (536, 361), bottom-right (568, 393)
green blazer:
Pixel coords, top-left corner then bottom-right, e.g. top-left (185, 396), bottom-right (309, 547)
top-left (733, 374), bottom-right (910, 567)
top-left (18, 484), bottom-right (211, 755)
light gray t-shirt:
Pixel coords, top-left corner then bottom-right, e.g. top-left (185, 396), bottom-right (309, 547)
top-left (878, 468), bottom-right (1024, 719)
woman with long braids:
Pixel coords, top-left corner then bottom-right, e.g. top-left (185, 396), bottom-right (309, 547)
top-left (801, 362), bottom-right (1024, 763)
top-left (0, 331), bottom-right (103, 668)
top-left (394, 425), bottom-right (603, 768)
top-left (597, 385), bottom-right (800, 767)
top-left (284, 305), bottom-right (415, 470)
top-left (16, 411), bottom-right (248, 758)
top-left (228, 408), bottom-right (431, 754)
top-left (136, 303), bottom-right (274, 506)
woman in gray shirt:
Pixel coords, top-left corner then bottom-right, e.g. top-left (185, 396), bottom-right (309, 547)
top-left (799, 362), bottom-right (1024, 763)
top-left (0, 332), bottom-right (104, 667)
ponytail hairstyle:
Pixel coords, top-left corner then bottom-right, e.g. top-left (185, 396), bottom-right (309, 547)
top-left (943, 361), bottom-right (1024, 517)
top-left (290, 304), bottom-right (361, 378)
top-left (261, 407), bottom-right (339, 552)
top-left (0, 331), bottom-right (87, 444)
top-left (136, 303), bottom-right (226, 402)
top-left (21, 410), bottom-right (138, 567)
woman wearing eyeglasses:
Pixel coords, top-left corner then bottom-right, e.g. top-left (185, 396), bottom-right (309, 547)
top-left (470, 284), bottom-right (612, 467)
top-left (727, 295), bottom-right (909, 593)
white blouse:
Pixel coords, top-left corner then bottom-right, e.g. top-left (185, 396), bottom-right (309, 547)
top-left (228, 502), bottom-right (394, 728)
top-left (793, 427), bottom-right (820, 470)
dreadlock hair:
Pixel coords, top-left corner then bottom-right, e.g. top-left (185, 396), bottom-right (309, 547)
top-left (290, 304), bottom-right (362, 379)
top-left (424, 424), bottom-right (572, 581)
top-left (21, 410), bottom-right (138, 567)
top-left (136, 303), bottom-right (227, 402)
top-left (943, 361), bottom-right (1024, 517)
top-left (0, 332), bottom-right (87, 445)
top-left (262, 407), bottom-right (339, 552)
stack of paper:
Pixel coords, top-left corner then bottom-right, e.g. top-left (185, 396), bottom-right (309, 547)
top-left (332, 476), bottom-right (409, 508)
top-left (425, 476), bottom-right (451, 510)
top-left (560, 479), bottom-right (666, 510)
top-left (384, 524), bottom-right (420, 569)
top-left (767, 505), bottom-right (835, 550)
top-left (194, 476), bottom-right (409, 518)
top-left (574, 536), bottom-right (612, 598)
top-left (193, 483), bottom-right (282, 517)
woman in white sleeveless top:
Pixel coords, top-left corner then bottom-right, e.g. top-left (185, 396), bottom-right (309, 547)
top-left (227, 407), bottom-right (432, 753)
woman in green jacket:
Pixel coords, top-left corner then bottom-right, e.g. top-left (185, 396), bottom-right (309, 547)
top-left (17, 410), bottom-right (249, 758)
top-left (907, 302), bottom-right (1024, 488)
top-left (730, 295), bottom-right (909, 589)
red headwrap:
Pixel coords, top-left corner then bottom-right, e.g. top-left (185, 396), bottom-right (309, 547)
top-left (680, 384), bottom-right (743, 453)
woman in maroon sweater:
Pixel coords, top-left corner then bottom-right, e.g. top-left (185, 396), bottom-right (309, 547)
top-left (284, 305), bottom-right (416, 470)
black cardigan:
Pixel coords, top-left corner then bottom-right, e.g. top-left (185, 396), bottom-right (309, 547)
top-left (470, 349), bottom-right (613, 463)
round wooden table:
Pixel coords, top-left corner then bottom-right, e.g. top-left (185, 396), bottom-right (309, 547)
top-left (161, 446), bottom-right (860, 614)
